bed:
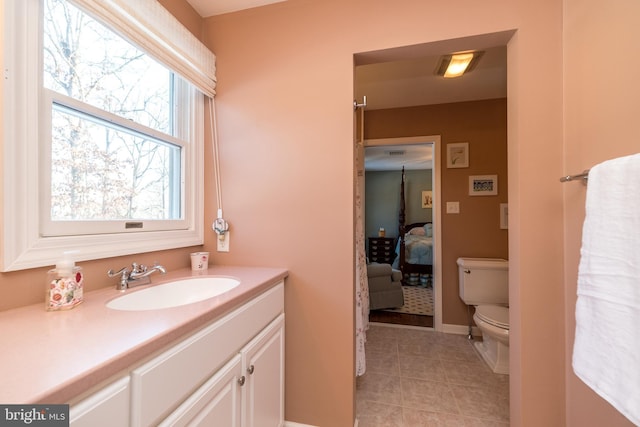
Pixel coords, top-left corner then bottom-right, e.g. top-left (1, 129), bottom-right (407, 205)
top-left (392, 167), bottom-right (434, 286)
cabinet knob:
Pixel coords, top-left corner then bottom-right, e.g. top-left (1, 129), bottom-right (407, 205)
top-left (247, 365), bottom-right (255, 375)
top-left (238, 375), bottom-right (246, 386)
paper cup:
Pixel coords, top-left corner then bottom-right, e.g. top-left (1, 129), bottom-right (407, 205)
top-left (190, 252), bottom-right (209, 271)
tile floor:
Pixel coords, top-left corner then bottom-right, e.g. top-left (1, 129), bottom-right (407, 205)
top-left (356, 324), bottom-right (510, 426)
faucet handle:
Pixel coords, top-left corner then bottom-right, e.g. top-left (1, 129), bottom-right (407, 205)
top-left (131, 263), bottom-right (147, 274)
top-left (107, 267), bottom-right (128, 278)
top-left (108, 267), bottom-right (131, 291)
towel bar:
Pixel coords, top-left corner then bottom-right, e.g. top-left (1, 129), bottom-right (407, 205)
top-left (560, 170), bottom-right (589, 184)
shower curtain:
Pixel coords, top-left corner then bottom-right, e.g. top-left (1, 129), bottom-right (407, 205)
top-left (355, 107), bottom-right (369, 377)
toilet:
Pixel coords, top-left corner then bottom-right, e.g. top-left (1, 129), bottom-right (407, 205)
top-left (457, 257), bottom-right (509, 374)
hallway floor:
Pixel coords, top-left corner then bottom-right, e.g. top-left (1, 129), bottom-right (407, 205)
top-left (356, 324), bottom-right (509, 426)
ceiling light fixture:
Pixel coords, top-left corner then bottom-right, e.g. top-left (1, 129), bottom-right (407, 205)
top-left (436, 51), bottom-right (484, 78)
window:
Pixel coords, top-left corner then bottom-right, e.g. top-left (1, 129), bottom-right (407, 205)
top-left (42, 0), bottom-right (189, 235)
top-left (2, 0), bottom-right (212, 271)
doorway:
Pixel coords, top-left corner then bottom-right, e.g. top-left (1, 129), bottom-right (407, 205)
top-left (361, 136), bottom-right (442, 330)
top-left (354, 33), bottom-right (509, 334)
top-left (354, 30), bottom-right (514, 427)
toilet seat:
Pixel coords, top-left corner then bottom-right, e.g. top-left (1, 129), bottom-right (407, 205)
top-left (475, 305), bottom-right (509, 330)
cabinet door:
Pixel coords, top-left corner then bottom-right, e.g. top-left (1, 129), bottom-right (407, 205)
top-left (242, 314), bottom-right (285, 427)
top-left (159, 354), bottom-right (243, 427)
top-left (70, 376), bottom-right (129, 427)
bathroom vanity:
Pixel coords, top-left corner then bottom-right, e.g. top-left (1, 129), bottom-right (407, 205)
top-left (0, 266), bottom-right (287, 427)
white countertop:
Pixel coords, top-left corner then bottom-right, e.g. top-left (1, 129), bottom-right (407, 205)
top-left (0, 265), bottom-right (288, 404)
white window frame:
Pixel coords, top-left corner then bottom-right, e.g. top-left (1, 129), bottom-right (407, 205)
top-left (2, 0), bottom-right (204, 271)
top-left (40, 90), bottom-right (190, 236)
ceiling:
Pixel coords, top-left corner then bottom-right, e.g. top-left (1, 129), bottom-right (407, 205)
top-left (354, 31), bottom-right (511, 111)
top-left (186, 0), bottom-right (286, 17)
top-left (185, 2), bottom-right (511, 171)
top-left (355, 45), bottom-right (506, 111)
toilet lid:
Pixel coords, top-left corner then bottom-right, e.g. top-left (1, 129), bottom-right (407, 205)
top-left (476, 305), bottom-right (509, 330)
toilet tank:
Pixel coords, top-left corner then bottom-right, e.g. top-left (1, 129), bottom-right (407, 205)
top-left (458, 257), bottom-right (509, 306)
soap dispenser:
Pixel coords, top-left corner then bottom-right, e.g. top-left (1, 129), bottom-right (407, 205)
top-left (46, 252), bottom-right (84, 311)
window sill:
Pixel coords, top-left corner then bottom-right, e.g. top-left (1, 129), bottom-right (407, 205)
top-left (1, 228), bottom-right (204, 272)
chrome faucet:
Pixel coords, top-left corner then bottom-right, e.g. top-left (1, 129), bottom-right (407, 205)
top-left (108, 262), bottom-right (167, 291)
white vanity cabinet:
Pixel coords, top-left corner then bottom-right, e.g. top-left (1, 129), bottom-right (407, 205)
top-left (161, 314), bottom-right (284, 427)
top-left (69, 281), bottom-right (284, 427)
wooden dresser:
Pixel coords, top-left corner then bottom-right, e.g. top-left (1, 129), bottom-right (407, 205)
top-left (368, 237), bottom-right (396, 264)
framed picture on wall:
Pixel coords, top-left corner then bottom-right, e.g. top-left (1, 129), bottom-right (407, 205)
top-left (421, 191), bottom-right (433, 208)
top-left (469, 175), bottom-right (498, 196)
top-left (446, 142), bottom-right (469, 168)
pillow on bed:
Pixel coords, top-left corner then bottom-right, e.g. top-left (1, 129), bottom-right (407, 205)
top-left (408, 227), bottom-right (425, 236)
top-left (424, 223), bottom-right (433, 237)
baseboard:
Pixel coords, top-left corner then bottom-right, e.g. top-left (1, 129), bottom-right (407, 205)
top-left (370, 321), bottom-right (479, 336)
top-left (369, 321), bottom-right (434, 331)
top-left (284, 419), bottom-right (357, 427)
top-left (441, 323), bottom-right (481, 337)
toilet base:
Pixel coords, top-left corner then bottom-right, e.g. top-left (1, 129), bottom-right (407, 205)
top-left (474, 337), bottom-right (509, 375)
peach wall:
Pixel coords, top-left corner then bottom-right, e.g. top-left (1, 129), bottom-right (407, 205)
top-left (158, 0), bottom-right (203, 38)
top-left (506, 1), bottom-right (566, 421)
top-left (365, 99), bottom-right (508, 327)
top-left (563, 0), bottom-right (640, 425)
top-left (203, 0), bottom-right (565, 425)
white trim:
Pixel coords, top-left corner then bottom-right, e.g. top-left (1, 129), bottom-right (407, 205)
top-left (40, 92), bottom-right (191, 236)
top-left (369, 321), bottom-right (481, 336)
top-left (363, 135), bottom-right (443, 332)
top-left (364, 136), bottom-right (435, 147)
top-left (369, 322), bottom-right (482, 337)
top-left (369, 321), bottom-right (434, 332)
top-left (442, 323), bottom-right (482, 337)
top-left (50, 91), bottom-right (187, 148)
top-left (284, 422), bottom-right (319, 427)
top-left (433, 138), bottom-right (443, 332)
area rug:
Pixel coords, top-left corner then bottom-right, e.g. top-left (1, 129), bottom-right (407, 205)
top-left (383, 286), bottom-right (433, 316)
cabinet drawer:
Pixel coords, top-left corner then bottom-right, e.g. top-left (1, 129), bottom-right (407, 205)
top-left (372, 249), bottom-right (392, 256)
top-left (131, 282), bottom-right (284, 427)
top-left (369, 238), bottom-right (394, 249)
top-left (370, 243), bottom-right (393, 251)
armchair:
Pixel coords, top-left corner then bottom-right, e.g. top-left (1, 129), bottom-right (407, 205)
top-left (367, 263), bottom-right (404, 310)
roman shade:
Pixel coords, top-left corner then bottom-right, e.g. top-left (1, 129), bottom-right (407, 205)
top-left (71, 0), bottom-right (217, 97)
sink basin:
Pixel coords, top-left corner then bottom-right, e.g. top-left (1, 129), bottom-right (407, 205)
top-left (106, 277), bottom-right (240, 311)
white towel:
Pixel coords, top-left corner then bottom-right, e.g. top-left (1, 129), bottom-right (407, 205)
top-left (573, 153), bottom-right (640, 426)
